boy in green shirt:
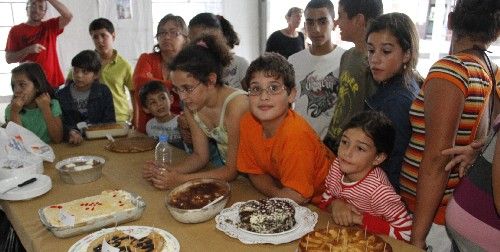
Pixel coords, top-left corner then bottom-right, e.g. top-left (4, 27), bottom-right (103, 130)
top-left (89, 18), bottom-right (133, 122)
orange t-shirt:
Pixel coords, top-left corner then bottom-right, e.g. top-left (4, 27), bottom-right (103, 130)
top-left (237, 110), bottom-right (334, 204)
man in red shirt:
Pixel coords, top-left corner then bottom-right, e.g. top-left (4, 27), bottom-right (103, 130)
top-left (5, 0), bottom-right (72, 88)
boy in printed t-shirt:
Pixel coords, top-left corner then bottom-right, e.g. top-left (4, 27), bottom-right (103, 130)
top-left (237, 52), bottom-right (334, 205)
top-left (288, 0), bottom-right (345, 140)
top-left (139, 80), bottom-right (182, 149)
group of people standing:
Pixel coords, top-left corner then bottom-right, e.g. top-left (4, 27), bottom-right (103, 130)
top-left (3, 0), bottom-right (500, 252)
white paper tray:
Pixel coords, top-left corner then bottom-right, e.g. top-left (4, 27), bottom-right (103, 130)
top-left (38, 191), bottom-right (146, 238)
top-left (85, 123), bottom-right (129, 139)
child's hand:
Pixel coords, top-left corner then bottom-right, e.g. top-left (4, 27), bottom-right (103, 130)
top-left (151, 168), bottom-right (181, 190)
top-left (35, 92), bottom-right (51, 109)
top-left (142, 160), bottom-right (157, 182)
top-left (331, 199), bottom-right (362, 226)
top-left (68, 130), bottom-right (83, 145)
top-left (10, 96), bottom-right (25, 113)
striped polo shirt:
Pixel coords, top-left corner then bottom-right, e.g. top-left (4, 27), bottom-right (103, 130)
top-left (400, 53), bottom-right (500, 224)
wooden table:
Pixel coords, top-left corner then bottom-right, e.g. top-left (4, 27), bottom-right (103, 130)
top-left (0, 136), bottom-right (422, 252)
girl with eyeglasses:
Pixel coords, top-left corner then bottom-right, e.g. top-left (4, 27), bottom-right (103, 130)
top-left (237, 52), bottom-right (334, 205)
top-left (132, 14), bottom-right (188, 133)
top-left (142, 33), bottom-right (248, 189)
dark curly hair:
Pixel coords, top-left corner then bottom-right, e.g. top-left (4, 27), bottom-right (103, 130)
top-left (169, 33), bottom-right (232, 86)
top-left (449, 0), bottom-right (500, 44)
top-left (242, 52), bottom-right (295, 93)
top-left (139, 80), bottom-right (167, 108)
top-left (188, 13), bottom-right (240, 49)
top-left (338, 0), bottom-right (383, 22)
top-left (153, 14), bottom-right (188, 53)
top-left (343, 110), bottom-right (395, 157)
top-left (366, 13), bottom-right (420, 86)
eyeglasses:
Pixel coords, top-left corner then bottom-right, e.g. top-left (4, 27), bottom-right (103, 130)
top-left (156, 31), bottom-right (182, 39)
top-left (172, 82), bottom-right (202, 95)
top-left (247, 84), bottom-right (287, 96)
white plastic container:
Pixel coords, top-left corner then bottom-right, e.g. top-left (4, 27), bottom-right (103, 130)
top-left (0, 156), bottom-right (43, 180)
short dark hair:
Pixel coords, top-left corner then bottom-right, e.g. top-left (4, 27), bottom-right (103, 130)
top-left (343, 110), bottom-right (395, 157)
top-left (449, 0), bottom-right (500, 44)
top-left (11, 62), bottom-right (55, 99)
top-left (139, 80), bottom-right (167, 108)
top-left (242, 52), bottom-right (295, 92)
top-left (169, 33), bottom-right (232, 86)
top-left (189, 13), bottom-right (240, 48)
top-left (366, 13), bottom-right (419, 86)
top-left (154, 14), bottom-right (188, 53)
top-left (71, 50), bottom-right (101, 74)
top-left (89, 18), bottom-right (115, 33)
top-left (305, 0), bottom-right (335, 19)
top-left (338, 0), bottom-right (383, 22)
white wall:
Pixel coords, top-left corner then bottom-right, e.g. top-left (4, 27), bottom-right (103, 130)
top-left (56, 0), bottom-right (259, 74)
top-left (222, 0), bottom-right (260, 62)
top-left (54, 0), bottom-right (153, 76)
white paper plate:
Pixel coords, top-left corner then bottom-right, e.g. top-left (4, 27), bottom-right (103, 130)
top-left (69, 226), bottom-right (180, 252)
top-left (0, 174), bottom-right (52, 201)
top-left (238, 222), bottom-right (300, 236)
top-left (215, 198), bottom-right (318, 244)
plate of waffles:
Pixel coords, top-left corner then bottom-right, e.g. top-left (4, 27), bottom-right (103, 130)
top-left (297, 227), bottom-right (392, 252)
top-left (69, 225), bottom-right (179, 252)
top-left (105, 136), bottom-right (157, 153)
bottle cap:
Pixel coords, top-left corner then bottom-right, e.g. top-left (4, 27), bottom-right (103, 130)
top-left (159, 135), bottom-right (168, 142)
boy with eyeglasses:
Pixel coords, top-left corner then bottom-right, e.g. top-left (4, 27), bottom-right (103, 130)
top-left (288, 0), bottom-right (345, 141)
top-left (5, 0), bottom-right (73, 88)
top-left (237, 52), bottom-right (334, 205)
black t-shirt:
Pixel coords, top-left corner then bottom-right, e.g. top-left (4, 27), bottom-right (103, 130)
top-left (265, 30), bottom-right (305, 59)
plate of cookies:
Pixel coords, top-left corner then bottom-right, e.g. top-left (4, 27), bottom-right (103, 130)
top-left (215, 198), bottom-right (317, 244)
top-left (68, 226), bottom-right (180, 252)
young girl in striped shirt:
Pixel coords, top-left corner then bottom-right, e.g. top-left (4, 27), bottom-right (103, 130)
top-left (318, 110), bottom-right (412, 241)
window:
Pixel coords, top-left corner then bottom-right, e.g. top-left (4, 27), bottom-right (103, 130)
top-left (266, 0), bottom-right (500, 77)
top-left (0, 0), bottom-right (26, 97)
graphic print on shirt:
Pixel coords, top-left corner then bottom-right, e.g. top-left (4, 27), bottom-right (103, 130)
top-left (329, 71), bottom-right (359, 138)
top-left (75, 97), bottom-right (88, 116)
top-left (299, 71), bottom-right (339, 118)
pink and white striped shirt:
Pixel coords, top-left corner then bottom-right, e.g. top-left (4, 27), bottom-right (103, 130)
top-left (318, 158), bottom-right (412, 241)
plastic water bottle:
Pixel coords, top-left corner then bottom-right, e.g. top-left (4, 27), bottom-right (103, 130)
top-left (155, 135), bottom-right (172, 168)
